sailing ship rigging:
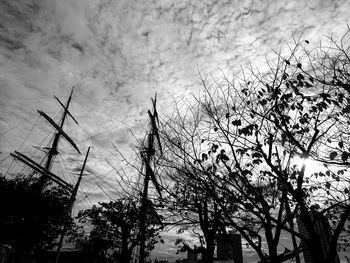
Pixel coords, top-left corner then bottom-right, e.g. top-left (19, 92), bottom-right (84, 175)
top-left (10, 87), bottom-right (82, 193)
top-left (137, 95), bottom-right (163, 263)
top-left (6, 87), bottom-right (91, 262)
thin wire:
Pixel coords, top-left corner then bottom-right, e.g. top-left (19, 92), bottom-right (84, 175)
top-left (61, 122), bottom-right (127, 161)
top-left (18, 116), bottom-right (40, 151)
top-left (57, 153), bottom-right (76, 185)
top-left (0, 155), bottom-right (10, 164)
top-left (3, 157), bottom-right (15, 176)
top-left (96, 183), bottom-right (115, 201)
top-left (0, 134), bottom-right (15, 149)
top-left (93, 170), bottom-right (121, 192)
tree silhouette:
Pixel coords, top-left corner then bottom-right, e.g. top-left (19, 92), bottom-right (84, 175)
top-left (78, 197), bottom-right (163, 263)
top-left (158, 27), bottom-right (350, 263)
top-left (160, 167), bottom-right (227, 263)
top-left (0, 175), bottom-right (76, 261)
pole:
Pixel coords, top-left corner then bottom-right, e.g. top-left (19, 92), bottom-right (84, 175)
top-left (139, 132), bottom-right (154, 263)
top-left (39, 87), bottom-right (75, 190)
top-left (54, 146), bottom-right (90, 263)
top-left (139, 95), bottom-right (162, 263)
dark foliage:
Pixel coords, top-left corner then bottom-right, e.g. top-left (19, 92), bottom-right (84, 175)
top-left (0, 175), bottom-right (76, 260)
top-left (78, 197), bottom-right (163, 263)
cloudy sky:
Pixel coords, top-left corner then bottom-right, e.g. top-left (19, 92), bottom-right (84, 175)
top-left (1, 0), bottom-right (350, 259)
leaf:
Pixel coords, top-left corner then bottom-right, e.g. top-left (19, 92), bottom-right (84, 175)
top-left (297, 73), bottom-right (304, 80)
top-left (252, 159), bottom-right (262, 165)
top-left (341, 152), bottom-right (349, 162)
top-left (243, 202), bottom-right (254, 210)
top-left (305, 81), bottom-right (313, 88)
top-left (201, 153), bottom-right (208, 161)
top-left (252, 152), bottom-right (262, 158)
top-left (330, 151), bottom-right (338, 160)
top-left (259, 99), bottom-right (267, 106)
top-left (232, 119), bottom-right (242, 126)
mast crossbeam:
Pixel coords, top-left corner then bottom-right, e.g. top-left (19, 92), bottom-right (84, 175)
top-left (37, 110), bottom-right (81, 154)
top-left (54, 96), bottom-right (79, 125)
top-left (11, 151), bottom-right (73, 192)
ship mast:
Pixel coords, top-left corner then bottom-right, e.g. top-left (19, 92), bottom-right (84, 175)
top-left (11, 87), bottom-right (81, 192)
top-left (55, 146), bottom-right (90, 263)
top-left (138, 95), bottom-right (162, 263)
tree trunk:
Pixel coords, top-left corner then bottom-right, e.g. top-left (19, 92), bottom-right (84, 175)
top-left (299, 209), bottom-right (328, 263)
top-left (119, 234), bottom-right (132, 263)
top-left (201, 240), bottom-right (215, 263)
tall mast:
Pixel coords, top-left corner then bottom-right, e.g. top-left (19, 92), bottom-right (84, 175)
top-left (139, 95), bottom-right (162, 263)
top-left (39, 87), bottom-right (76, 190)
top-left (11, 87), bottom-right (81, 192)
top-left (55, 146), bottom-right (90, 263)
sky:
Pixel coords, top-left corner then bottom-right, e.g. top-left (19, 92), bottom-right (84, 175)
top-left (1, 0), bottom-right (350, 260)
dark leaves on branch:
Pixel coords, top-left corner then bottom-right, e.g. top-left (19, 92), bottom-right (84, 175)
top-left (297, 73), bottom-right (304, 81)
top-left (232, 119), bottom-right (242, 126)
top-left (338, 141), bottom-right (344, 149)
top-left (238, 124), bottom-right (258, 136)
top-left (243, 202), bottom-right (254, 210)
top-left (259, 99), bottom-right (267, 106)
top-left (330, 151), bottom-right (338, 160)
top-left (252, 152), bottom-right (262, 159)
top-left (341, 152), bottom-right (350, 162)
top-left (202, 153), bottom-right (208, 161)
top-left (211, 144), bottom-right (219, 153)
top-left (305, 81), bottom-right (313, 88)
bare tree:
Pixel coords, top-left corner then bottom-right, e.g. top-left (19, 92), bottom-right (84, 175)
top-left (160, 165), bottom-right (227, 263)
top-left (158, 28), bottom-right (350, 263)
